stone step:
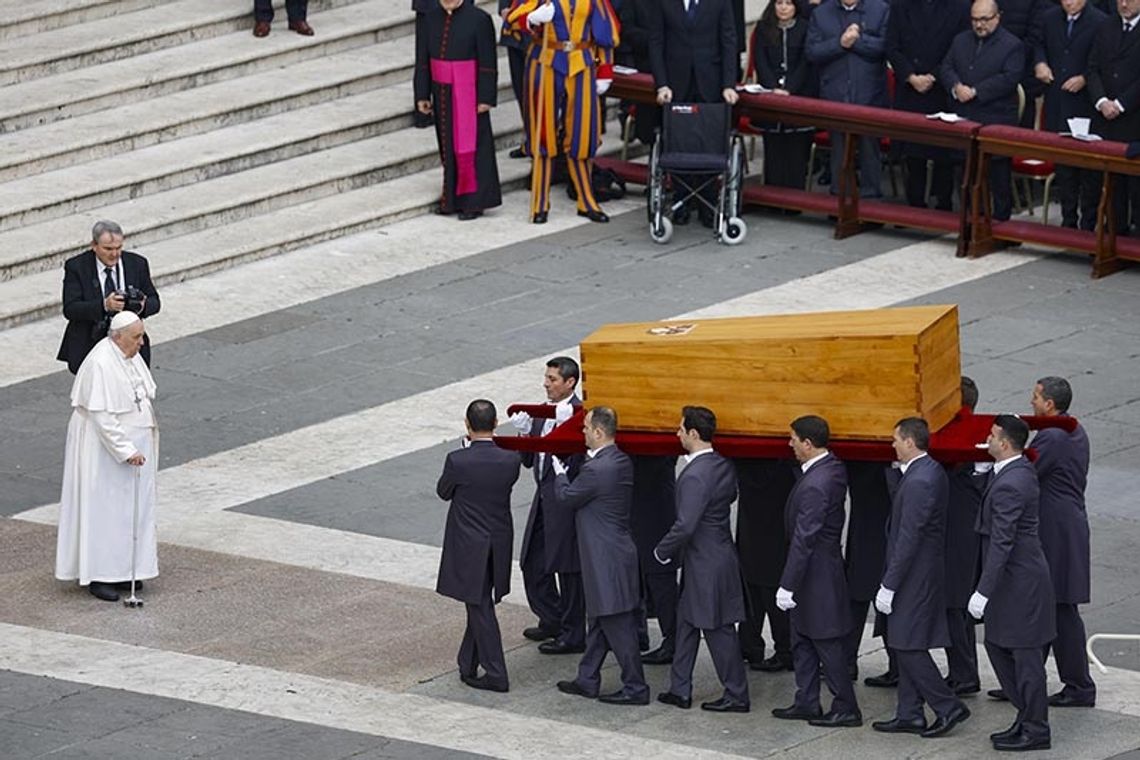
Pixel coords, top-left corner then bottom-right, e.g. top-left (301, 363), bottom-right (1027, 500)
top-left (0, 42), bottom-right (411, 183)
top-left (0, 139), bottom-right (542, 330)
top-left (0, 0), bottom-right (370, 87)
top-left (0, 0), bottom-right (412, 131)
top-left (0, 0), bottom-right (165, 41)
top-left (0, 70), bottom-right (519, 280)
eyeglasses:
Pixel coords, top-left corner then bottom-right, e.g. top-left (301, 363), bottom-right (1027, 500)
top-left (970, 13), bottom-right (998, 22)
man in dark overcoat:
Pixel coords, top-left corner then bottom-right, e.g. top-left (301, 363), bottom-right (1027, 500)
top-left (655, 407), bottom-right (750, 713)
top-left (436, 400), bottom-right (522, 692)
top-left (772, 416), bottom-right (862, 728)
top-left (872, 418), bottom-right (971, 738)
top-left (551, 407), bottom-right (650, 705)
top-left (970, 415), bottom-right (1056, 752)
top-left (1030, 376), bottom-right (1096, 708)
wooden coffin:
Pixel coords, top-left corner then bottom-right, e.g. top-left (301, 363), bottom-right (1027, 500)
top-left (578, 305), bottom-right (961, 441)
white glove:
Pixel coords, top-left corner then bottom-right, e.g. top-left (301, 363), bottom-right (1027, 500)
top-left (596, 78), bottom-right (612, 95)
top-left (528, 2), bottom-right (555, 25)
top-left (776, 587), bottom-right (796, 611)
top-left (551, 455), bottom-right (568, 477)
top-left (968, 590), bottom-right (988, 620)
top-left (554, 400), bottom-right (574, 425)
top-left (874, 585), bottom-right (895, 615)
top-left (509, 411), bottom-right (533, 433)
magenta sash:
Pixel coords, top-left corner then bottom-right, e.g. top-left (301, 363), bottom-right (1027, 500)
top-left (430, 57), bottom-right (479, 196)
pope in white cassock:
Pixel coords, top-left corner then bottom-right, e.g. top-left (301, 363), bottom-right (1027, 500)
top-left (56, 310), bottom-right (159, 602)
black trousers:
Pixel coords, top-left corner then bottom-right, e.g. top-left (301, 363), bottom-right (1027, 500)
top-left (506, 45), bottom-right (528, 148)
top-left (1047, 602), bottom-right (1096, 703)
top-left (458, 569), bottom-right (508, 687)
top-left (985, 640), bottom-right (1050, 741)
top-left (945, 606), bottom-right (979, 688)
top-left (829, 131), bottom-right (882, 199)
top-left (521, 504), bottom-right (562, 632)
top-left (791, 625), bottom-right (859, 715)
top-left (638, 571), bottom-right (678, 653)
top-left (670, 619), bottom-right (749, 703)
top-left (739, 582), bottom-right (790, 662)
top-left (1109, 173), bottom-right (1140, 234)
top-left (1056, 164), bottom-right (1101, 230)
top-left (990, 156), bottom-right (1013, 221)
top-left (254, 0), bottom-right (307, 22)
top-left (894, 649), bottom-right (962, 722)
top-left (557, 571), bottom-right (587, 648)
top-left (574, 610), bottom-right (649, 699)
top-left (762, 131), bottom-right (813, 190)
top-left (903, 156), bottom-right (954, 210)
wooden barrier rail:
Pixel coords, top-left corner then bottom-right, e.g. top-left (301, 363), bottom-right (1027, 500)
top-left (602, 71), bottom-right (1140, 277)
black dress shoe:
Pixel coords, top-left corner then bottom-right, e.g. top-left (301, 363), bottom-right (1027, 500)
top-left (640, 646), bottom-right (674, 665)
top-left (1048, 690), bottom-right (1095, 708)
top-left (871, 717), bottom-right (927, 734)
top-left (992, 731), bottom-right (1051, 752)
top-left (556, 680), bottom-right (597, 698)
top-left (808, 710), bottom-right (863, 728)
top-left (753, 655), bottom-right (794, 672)
top-left (988, 688), bottom-right (1010, 701)
top-left (657, 692), bottom-right (691, 709)
top-left (638, 636), bottom-right (650, 652)
top-left (457, 210), bottom-right (482, 221)
top-left (509, 146), bottom-right (527, 159)
top-left (539, 640), bottom-right (585, 655)
top-left (114, 580), bottom-right (143, 591)
top-left (990, 722), bottom-right (1022, 741)
top-left (921, 704), bottom-right (970, 738)
top-left (523, 625), bottom-right (558, 642)
top-left (771, 704), bottom-right (823, 721)
top-left (949, 680), bottom-right (981, 696)
top-left (532, 211), bottom-right (548, 224)
top-left (700, 696), bottom-right (750, 713)
top-left (599, 690), bottom-right (649, 705)
top-left (461, 674), bottom-right (509, 693)
top-left (577, 209), bottom-right (609, 223)
top-left (88, 582), bottom-right (119, 602)
top-left (864, 671), bottom-right (899, 688)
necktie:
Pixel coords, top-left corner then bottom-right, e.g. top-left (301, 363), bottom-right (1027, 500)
top-left (1067, 17), bottom-right (1074, 38)
top-left (687, 0), bottom-right (699, 21)
top-left (103, 266), bottom-right (117, 298)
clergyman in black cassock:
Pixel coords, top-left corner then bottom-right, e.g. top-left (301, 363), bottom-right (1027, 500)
top-left (414, 0), bottom-right (503, 219)
top-left (551, 408), bottom-right (649, 705)
top-left (654, 407), bottom-right (749, 712)
top-left (873, 418), bottom-right (970, 737)
top-left (774, 416), bottom-right (861, 727)
top-left (1030, 377), bottom-right (1096, 707)
top-left (435, 400), bottom-right (522, 692)
top-left (972, 416), bottom-right (1055, 751)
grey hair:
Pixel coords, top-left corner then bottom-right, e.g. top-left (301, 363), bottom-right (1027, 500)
top-left (91, 220), bottom-right (124, 242)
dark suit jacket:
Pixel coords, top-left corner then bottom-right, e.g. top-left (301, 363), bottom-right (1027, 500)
top-left (1032, 419), bottom-right (1091, 604)
top-left (57, 250), bottom-right (161, 374)
top-left (655, 451), bottom-right (745, 629)
top-left (630, 455), bottom-right (678, 576)
top-left (753, 17), bottom-right (817, 97)
top-left (1087, 13), bottom-right (1140, 141)
top-left (881, 455), bottom-right (950, 650)
top-left (806, 0), bottom-right (891, 106)
top-left (436, 440), bottom-right (521, 604)
top-left (997, 0), bottom-right (1048, 91)
top-left (649, 0), bottom-right (738, 102)
top-left (886, 0), bottom-right (969, 115)
top-left (844, 460), bottom-right (891, 601)
top-left (944, 461), bottom-right (987, 608)
top-left (1035, 5), bottom-right (1107, 131)
top-left (780, 453), bottom-right (853, 640)
top-left (735, 458), bottom-right (797, 586)
top-left (975, 456), bottom-right (1056, 649)
top-left (940, 27), bottom-right (1025, 125)
top-left (519, 395), bottom-right (584, 573)
top-left (552, 444), bottom-right (641, 618)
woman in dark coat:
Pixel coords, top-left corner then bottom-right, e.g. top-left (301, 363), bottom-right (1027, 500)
top-left (751, 0), bottom-right (817, 189)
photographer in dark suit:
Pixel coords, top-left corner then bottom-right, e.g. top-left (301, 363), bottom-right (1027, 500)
top-left (57, 221), bottom-right (160, 375)
top-left (436, 399), bottom-right (522, 692)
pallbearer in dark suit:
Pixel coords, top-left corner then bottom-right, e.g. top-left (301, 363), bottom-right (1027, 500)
top-left (872, 418), bottom-right (972, 738)
top-left (1030, 376), bottom-right (1096, 708)
top-left (436, 400), bottom-right (522, 692)
top-left (970, 415), bottom-right (1056, 752)
top-left (772, 416), bottom-right (862, 728)
top-left (942, 377), bottom-right (986, 695)
top-left (512, 357), bottom-right (586, 653)
top-left (630, 455), bottom-right (680, 664)
top-left (551, 407), bottom-right (650, 705)
top-left (655, 407), bottom-right (750, 712)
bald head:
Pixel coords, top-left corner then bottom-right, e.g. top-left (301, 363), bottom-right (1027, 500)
top-left (971, 0), bottom-right (1001, 36)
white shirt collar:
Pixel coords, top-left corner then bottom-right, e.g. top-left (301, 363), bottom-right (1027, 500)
top-left (992, 453), bottom-right (1022, 475)
top-left (899, 451), bottom-right (928, 474)
top-left (801, 450), bottom-right (828, 473)
top-left (683, 447), bottom-right (713, 465)
top-left (587, 442), bottom-right (612, 459)
top-left (1067, 12), bottom-right (1080, 22)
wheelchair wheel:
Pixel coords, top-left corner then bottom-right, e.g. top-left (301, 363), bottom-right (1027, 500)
top-left (725, 137), bottom-right (745, 219)
top-left (722, 216), bottom-right (747, 245)
top-left (650, 216), bottom-right (674, 244)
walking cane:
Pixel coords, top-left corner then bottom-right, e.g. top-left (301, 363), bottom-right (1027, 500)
top-left (124, 466), bottom-right (144, 609)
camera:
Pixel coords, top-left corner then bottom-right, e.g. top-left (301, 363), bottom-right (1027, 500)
top-left (117, 285), bottom-right (146, 314)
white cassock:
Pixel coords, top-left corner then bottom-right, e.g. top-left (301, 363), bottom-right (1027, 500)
top-left (56, 337), bottom-right (159, 585)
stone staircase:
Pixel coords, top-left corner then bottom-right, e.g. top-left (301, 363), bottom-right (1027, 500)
top-left (0, 0), bottom-right (531, 330)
